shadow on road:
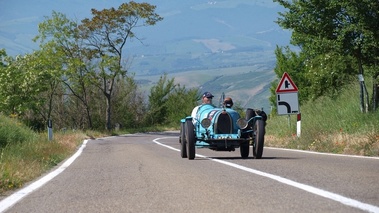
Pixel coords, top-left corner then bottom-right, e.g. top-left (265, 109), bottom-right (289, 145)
top-left (194, 156), bottom-right (299, 160)
top-left (143, 131), bottom-right (180, 137)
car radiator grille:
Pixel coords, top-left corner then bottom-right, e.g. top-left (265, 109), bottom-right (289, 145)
top-left (214, 113), bottom-right (233, 134)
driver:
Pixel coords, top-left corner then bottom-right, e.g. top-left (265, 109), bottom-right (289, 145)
top-left (191, 91), bottom-right (215, 122)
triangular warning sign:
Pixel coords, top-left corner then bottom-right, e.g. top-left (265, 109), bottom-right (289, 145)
top-left (276, 72), bottom-right (298, 93)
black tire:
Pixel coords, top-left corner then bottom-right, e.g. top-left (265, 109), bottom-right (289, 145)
top-left (245, 108), bottom-right (256, 125)
top-left (180, 122), bottom-right (187, 158)
top-left (185, 120), bottom-right (196, 160)
top-left (240, 141), bottom-right (249, 159)
top-left (245, 108), bottom-right (256, 139)
top-left (179, 122), bottom-right (184, 144)
top-left (252, 120), bottom-right (265, 159)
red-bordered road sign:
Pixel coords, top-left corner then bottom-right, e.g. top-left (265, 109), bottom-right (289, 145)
top-left (276, 72), bottom-right (298, 93)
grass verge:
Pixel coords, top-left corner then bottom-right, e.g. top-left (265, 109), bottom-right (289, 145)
top-left (0, 115), bottom-right (96, 195)
top-left (265, 82), bottom-right (379, 156)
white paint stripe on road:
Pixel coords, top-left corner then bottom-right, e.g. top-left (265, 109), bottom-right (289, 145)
top-left (0, 140), bottom-right (89, 213)
top-left (153, 137), bottom-right (379, 213)
top-left (266, 147), bottom-right (379, 160)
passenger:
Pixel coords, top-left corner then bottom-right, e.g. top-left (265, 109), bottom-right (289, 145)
top-left (223, 97), bottom-right (233, 108)
top-left (191, 91), bottom-right (215, 122)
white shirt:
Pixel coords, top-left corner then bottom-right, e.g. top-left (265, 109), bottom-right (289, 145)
top-left (191, 105), bottom-right (200, 119)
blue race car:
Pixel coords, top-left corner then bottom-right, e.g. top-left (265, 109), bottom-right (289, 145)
top-left (179, 99), bottom-right (266, 160)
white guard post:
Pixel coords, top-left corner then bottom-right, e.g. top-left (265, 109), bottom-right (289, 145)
top-left (297, 113), bottom-right (301, 137)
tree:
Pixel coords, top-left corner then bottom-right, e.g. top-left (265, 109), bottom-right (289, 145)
top-left (166, 86), bottom-right (200, 126)
top-left (78, 1), bottom-right (163, 130)
top-left (0, 54), bottom-right (38, 116)
top-left (0, 49), bottom-right (9, 112)
top-left (274, 0), bottom-right (379, 112)
top-left (34, 11), bottom-right (97, 129)
top-left (147, 74), bottom-right (200, 126)
top-left (34, 2), bottom-right (163, 130)
top-left (111, 75), bottom-right (146, 129)
top-left (0, 53), bottom-right (24, 115)
top-left (147, 74), bottom-right (176, 125)
top-left (0, 49), bottom-right (63, 131)
top-left (20, 50), bottom-right (62, 129)
top-left (0, 49), bottom-right (6, 68)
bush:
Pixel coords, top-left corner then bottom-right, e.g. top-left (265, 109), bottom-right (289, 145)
top-left (0, 115), bottom-right (38, 148)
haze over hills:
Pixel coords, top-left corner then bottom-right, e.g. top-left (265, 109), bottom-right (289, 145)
top-left (0, 0), bottom-right (291, 111)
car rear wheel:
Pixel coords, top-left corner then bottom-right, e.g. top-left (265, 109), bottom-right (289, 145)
top-left (253, 120), bottom-right (265, 159)
top-left (245, 108), bottom-right (256, 125)
top-left (240, 141), bottom-right (249, 158)
top-left (180, 122), bottom-right (187, 158)
top-left (244, 108), bottom-right (256, 140)
top-left (185, 120), bottom-right (196, 160)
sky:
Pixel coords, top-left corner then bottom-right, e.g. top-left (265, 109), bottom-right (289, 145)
top-left (0, 0), bottom-right (287, 56)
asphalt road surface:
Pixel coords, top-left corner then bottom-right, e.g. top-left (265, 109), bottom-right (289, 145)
top-left (1, 132), bottom-right (379, 213)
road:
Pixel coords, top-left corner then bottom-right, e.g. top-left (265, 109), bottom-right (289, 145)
top-left (1, 132), bottom-right (379, 213)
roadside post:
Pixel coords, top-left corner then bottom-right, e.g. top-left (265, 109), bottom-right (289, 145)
top-left (297, 113), bottom-right (301, 137)
top-left (47, 119), bottom-right (53, 141)
top-left (275, 72), bottom-right (301, 137)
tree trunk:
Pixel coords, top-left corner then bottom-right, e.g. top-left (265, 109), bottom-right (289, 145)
top-left (373, 73), bottom-right (379, 111)
top-left (360, 81), bottom-right (365, 112)
top-left (358, 57), bottom-right (369, 113)
top-left (364, 81), bottom-right (369, 112)
top-left (85, 106), bottom-right (93, 129)
top-left (106, 93), bottom-right (112, 131)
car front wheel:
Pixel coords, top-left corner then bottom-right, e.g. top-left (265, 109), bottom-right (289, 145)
top-left (240, 141), bottom-right (249, 159)
top-left (180, 122), bottom-right (187, 158)
top-left (185, 120), bottom-right (196, 160)
top-left (253, 120), bottom-right (265, 159)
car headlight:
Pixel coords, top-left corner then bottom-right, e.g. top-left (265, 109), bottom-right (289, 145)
top-left (237, 118), bottom-right (248, 129)
top-left (201, 118), bottom-right (211, 129)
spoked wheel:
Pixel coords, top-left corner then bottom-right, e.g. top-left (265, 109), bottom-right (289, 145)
top-left (185, 120), bottom-right (196, 160)
top-left (240, 141), bottom-right (249, 159)
top-left (252, 119), bottom-right (265, 159)
top-left (180, 122), bottom-right (187, 158)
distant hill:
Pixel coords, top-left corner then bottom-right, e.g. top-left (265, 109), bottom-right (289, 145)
top-left (0, 0), bottom-right (291, 112)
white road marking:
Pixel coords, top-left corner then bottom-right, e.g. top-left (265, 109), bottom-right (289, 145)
top-left (266, 147), bottom-right (379, 160)
top-left (1, 135), bottom-right (377, 213)
top-left (0, 140), bottom-right (89, 213)
top-left (153, 137), bottom-right (379, 213)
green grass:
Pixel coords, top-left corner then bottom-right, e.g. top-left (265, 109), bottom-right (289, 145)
top-left (266, 82), bottom-right (379, 156)
top-left (0, 116), bottom-right (90, 195)
top-left (0, 116), bottom-right (38, 148)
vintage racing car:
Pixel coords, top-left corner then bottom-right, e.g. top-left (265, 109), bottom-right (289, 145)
top-left (179, 97), bottom-right (266, 160)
